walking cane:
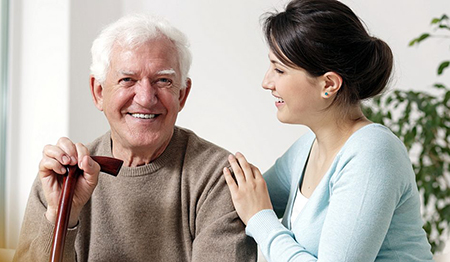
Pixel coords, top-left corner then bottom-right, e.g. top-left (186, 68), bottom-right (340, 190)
top-left (49, 156), bottom-right (123, 262)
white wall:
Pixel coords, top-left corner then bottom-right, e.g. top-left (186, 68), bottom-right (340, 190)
top-left (6, 0), bottom-right (71, 248)
top-left (5, 0), bottom-right (450, 259)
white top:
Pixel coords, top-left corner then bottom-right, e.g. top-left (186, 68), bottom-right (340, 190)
top-left (290, 186), bottom-right (308, 228)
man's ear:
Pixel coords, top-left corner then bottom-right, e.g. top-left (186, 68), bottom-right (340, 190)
top-left (90, 75), bottom-right (104, 111)
top-left (178, 78), bottom-right (192, 111)
top-left (321, 72), bottom-right (342, 98)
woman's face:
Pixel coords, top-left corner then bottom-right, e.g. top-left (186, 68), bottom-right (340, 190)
top-left (262, 51), bottom-right (324, 125)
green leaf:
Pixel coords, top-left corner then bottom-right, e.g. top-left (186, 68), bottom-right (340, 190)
top-left (434, 83), bottom-right (446, 89)
top-left (409, 33), bottom-right (430, 46)
top-left (437, 61), bottom-right (450, 75)
top-left (431, 18), bottom-right (441, 24)
top-left (432, 14), bottom-right (449, 24)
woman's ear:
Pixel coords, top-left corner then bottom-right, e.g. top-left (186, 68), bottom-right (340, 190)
top-left (90, 75), bottom-right (104, 111)
top-left (322, 72), bottom-right (343, 98)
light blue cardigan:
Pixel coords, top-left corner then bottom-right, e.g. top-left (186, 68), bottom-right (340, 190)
top-left (246, 124), bottom-right (434, 262)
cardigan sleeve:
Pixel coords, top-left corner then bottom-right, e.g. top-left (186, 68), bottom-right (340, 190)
top-left (246, 127), bottom-right (425, 262)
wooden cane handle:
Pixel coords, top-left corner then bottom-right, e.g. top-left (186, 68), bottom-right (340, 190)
top-left (49, 156), bottom-right (123, 262)
top-left (91, 156), bottom-right (123, 176)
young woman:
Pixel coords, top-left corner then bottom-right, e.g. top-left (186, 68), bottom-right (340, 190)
top-left (223, 0), bottom-right (434, 261)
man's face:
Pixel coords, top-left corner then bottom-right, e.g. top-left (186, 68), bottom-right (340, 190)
top-left (91, 37), bottom-right (190, 162)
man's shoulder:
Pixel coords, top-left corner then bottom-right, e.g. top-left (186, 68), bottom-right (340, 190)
top-left (175, 126), bottom-right (230, 175)
top-left (86, 131), bottom-right (112, 156)
top-left (176, 126), bottom-right (230, 158)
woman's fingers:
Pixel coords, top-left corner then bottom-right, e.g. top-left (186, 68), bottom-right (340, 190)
top-left (228, 154), bottom-right (246, 185)
top-left (235, 152), bottom-right (255, 180)
top-left (223, 166), bottom-right (238, 192)
top-left (223, 152), bottom-right (272, 225)
top-left (227, 152), bottom-right (256, 185)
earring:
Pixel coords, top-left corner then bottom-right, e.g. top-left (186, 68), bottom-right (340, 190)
top-left (325, 92), bottom-right (329, 96)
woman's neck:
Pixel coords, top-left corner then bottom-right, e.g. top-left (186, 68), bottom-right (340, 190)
top-left (309, 106), bottom-right (371, 163)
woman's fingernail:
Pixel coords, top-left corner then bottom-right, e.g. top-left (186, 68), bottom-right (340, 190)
top-left (62, 155), bottom-right (69, 164)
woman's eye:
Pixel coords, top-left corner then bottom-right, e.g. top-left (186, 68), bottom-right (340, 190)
top-left (275, 68), bottom-right (284, 74)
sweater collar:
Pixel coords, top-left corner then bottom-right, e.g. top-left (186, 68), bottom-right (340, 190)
top-left (101, 127), bottom-right (182, 177)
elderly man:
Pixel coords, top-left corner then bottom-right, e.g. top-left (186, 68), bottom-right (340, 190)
top-left (13, 14), bottom-right (256, 262)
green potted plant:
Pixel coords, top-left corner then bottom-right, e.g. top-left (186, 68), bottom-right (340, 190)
top-left (362, 14), bottom-right (450, 253)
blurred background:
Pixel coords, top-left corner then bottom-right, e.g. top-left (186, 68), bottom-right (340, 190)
top-left (1, 0), bottom-right (449, 261)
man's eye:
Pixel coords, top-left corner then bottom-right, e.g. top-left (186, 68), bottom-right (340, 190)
top-left (154, 78), bottom-right (173, 88)
top-left (119, 78), bottom-right (134, 84)
top-left (159, 78), bottom-right (171, 83)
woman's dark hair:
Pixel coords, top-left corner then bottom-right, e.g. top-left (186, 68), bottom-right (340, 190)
top-left (263, 0), bottom-right (393, 107)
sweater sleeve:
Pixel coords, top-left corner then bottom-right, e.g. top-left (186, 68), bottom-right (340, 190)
top-left (13, 176), bottom-right (79, 262)
top-left (247, 128), bottom-right (419, 262)
top-left (191, 172), bottom-right (257, 262)
top-left (246, 209), bottom-right (316, 262)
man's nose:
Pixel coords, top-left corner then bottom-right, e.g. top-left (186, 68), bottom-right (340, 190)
top-left (134, 79), bottom-right (158, 107)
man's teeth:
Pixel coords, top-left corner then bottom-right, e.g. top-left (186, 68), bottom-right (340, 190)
top-left (131, 113), bottom-right (157, 119)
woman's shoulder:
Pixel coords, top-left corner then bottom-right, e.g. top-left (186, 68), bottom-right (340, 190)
top-left (343, 123), bottom-right (408, 158)
top-left (334, 123), bottom-right (414, 184)
top-left (289, 130), bottom-right (316, 153)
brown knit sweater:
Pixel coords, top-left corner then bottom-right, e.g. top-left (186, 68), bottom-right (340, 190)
top-left (13, 127), bottom-right (257, 262)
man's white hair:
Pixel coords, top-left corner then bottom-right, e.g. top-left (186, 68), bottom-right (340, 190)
top-left (90, 14), bottom-right (192, 88)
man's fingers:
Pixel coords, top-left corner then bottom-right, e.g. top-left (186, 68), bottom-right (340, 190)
top-left (42, 144), bottom-right (72, 167)
top-left (56, 137), bottom-right (78, 165)
top-left (39, 157), bottom-right (67, 176)
top-left (75, 143), bottom-right (90, 168)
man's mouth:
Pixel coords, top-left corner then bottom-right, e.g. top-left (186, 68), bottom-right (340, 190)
top-left (129, 113), bottom-right (158, 119)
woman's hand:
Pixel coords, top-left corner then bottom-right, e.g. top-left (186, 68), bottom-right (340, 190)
top-left (39, 137), bottom-right (101, 227)
top-left (223, 152), bottom-right (273, 225)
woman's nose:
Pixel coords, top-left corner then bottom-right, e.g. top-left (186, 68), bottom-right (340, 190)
top-left (262, 70), bottom-right (274, 91)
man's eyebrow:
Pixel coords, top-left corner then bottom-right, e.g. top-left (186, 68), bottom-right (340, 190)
top-left (156, 69), bottom-right (176, 75)
top-left (117, 69), bottom-right (177, 76)
top-left (118, 70), bottom-right (136, 76)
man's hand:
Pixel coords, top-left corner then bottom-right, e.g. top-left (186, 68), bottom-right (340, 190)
top-left (39, 137), bottom-right (100, 227)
